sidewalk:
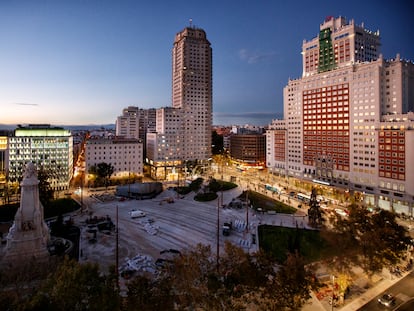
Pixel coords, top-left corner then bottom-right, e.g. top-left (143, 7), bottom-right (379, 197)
top-left (203, 185), bottom-right (410, 311)
top-left (338, 270), bottom-right (410, 311)
top-left (302, 270), bottom-right (411, 311)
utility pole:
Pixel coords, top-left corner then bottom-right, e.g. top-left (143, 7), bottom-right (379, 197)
top-left (246, 188), bottom-right (249, 233)
top-left (115, 205), bottom-right (120, 292)
top-left (80, 174), bottom-right (83, 210)
top-left (216, 191), bottom-right (220, 271)
top-left (128, 162), bottom-right (131, 199)
top-left (331, 275), bottom-right (335, 310)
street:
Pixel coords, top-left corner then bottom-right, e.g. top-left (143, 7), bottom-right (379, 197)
top-left (357, 271), bottom-right (414, 310)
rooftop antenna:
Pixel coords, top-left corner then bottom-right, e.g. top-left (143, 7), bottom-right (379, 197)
top-left (189, 18), bottom-right (193, 28)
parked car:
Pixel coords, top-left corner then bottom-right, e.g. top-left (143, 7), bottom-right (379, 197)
top-left (129, 210), bottom-right (146, 218)
top-left (377, 293), bottom-right (396, 307)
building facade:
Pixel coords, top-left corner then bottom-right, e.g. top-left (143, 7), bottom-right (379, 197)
top-left (116, 106), bottom-right (156, 141)
top-left (116, 106), bottom-right (156, 162)
top-left (146, 24), bottom-right (213, 179)
top-left (266, 16), bottom-right (414, 214)
top-left (8, 125), bottom-right (73, 191)
top-left (230, 134), bottom-right (266, 167)
top-left (0, 133), bottom-right (9, 196)
top-left (85, 137), bottom-right (143, 183)
top-left (171, 26), bottom-right (212, 161)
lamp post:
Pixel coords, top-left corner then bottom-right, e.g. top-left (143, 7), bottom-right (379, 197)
top-left (332, 276), bottom-right (335, 310)
top-left (216, 190), bottom-right (221, 271)
top-left (80, 174), bottom-right (83, 210)
top-left (245, 186), bottom-right (249, 234)
top-left (128, 162), bottom-right (131, 199)
top-left (115, 205), bottom-right (120, 292)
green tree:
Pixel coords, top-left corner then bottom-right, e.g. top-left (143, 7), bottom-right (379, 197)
top-left (308, 187), bottom-right (323, 227)
top-left (189, 177), bottom-right (203, 192)
top-left (97, 162), bottom-right (114, 189)
top-left (329, 203), bottom-right (410, 276)
top-left (212, 130), bottom-right (223, 154)
top-left (26, 259), bottom-right (120, 311)
top-left (89, 162), bottom-right (114, 188)
top-left (126, 275), bottom-right (162, 311)
top-left (166, 244), bottom-right (220, 309)
top-left (37, 168), bottom-right (55, 207)
top-left (208, 178), bottom-right (221, 193)
top-left (0, 257), bottom-right (59, 311)
top-left (360, 209), bottom-right (410, 274)
top-left (273, 252), bottom-right (316, 311)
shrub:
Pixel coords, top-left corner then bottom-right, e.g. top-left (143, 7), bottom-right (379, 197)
top-left (194, 192), bottom-right (218, 202)
top-left (44, 198), bottom-right (80, 219)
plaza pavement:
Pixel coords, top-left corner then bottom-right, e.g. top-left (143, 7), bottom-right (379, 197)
top-left (73, 186), bottom-right (409, 311)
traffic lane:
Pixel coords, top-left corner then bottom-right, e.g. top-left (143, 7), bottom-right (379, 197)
top-left (358, 271), bottom-right (414, 310)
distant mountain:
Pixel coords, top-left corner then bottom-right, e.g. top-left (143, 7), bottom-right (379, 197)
top-left (0, 124), bottom-right (116, 131)
top-left (63, 124), bottom-right (116, 131)
top-left (0, 124), bottom-right (17, 131)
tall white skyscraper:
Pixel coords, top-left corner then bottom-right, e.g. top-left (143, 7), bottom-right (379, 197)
top-left (146, 24), bottom-right (213, 179)
top-left (172, 26), bottom-right (213, 160)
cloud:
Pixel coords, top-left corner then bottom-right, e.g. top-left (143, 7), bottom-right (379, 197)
top-left (13, 103), bottom-right (39, 106)
top-left (238, 48), bottom-right (278, 64)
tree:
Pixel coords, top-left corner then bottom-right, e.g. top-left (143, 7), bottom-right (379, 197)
top-left (212, 130), bottom-right (223, 154)
top-left (37, 168), bottom-right (55, 207)
top-left (360, 210), bottom-right (410, 274)
top-left (26, 258), bottom-right (120, 311)
top-left (97, 162), bottom-right (114, 189)
top-left (208, 178), bottom-right (221, 193)
top-left (329, 203), bottom-right (410, 276)
top-left (308, 187), bottom-right (323, 227)
top-left (189, 177), bottom-right (203, 192)
top-left (166, 244), bottom-right (220, 309)
top-left (273, 252), bottom-right (316, 311)
top-left (88, 164), bottom-right (98, 187)
top-left (89, 163), bottom-right (114, 188)
top-left (0, 257), bottom-right (60, 311)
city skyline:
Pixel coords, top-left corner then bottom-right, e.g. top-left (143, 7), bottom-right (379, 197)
top-left (1, 0), bottom-right (413, 126)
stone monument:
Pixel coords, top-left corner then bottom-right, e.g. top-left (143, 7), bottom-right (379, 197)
top-left (2, 162), bottom-right (50, 263)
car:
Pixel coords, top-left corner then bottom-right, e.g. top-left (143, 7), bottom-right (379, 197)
top-left (129, 210), bottom-right (146, 218)
top-left (335, 208), bottom-right (348, 217)
top-left (378, 293), bottom-right (396, 307)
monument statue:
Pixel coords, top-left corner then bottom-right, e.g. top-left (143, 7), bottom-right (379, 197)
top-left (2, 162), bottom-right (51, 263)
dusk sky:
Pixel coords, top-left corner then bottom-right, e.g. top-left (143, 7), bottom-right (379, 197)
top-left (1, 0), bottom-right (413, 126)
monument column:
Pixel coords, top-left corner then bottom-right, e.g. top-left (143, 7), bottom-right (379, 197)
top-left (2, 162), bottom-right (50, 263)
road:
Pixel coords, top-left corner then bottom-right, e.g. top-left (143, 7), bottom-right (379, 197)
top-left (357, 271), bottom-right (414, 310)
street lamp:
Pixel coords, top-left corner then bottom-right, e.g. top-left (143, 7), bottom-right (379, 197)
top-left (331, 275), bottom-right (336, 310)
top-left (216, 189), bottom-right (221, 271)
top-left (245, 186), bottom-right (249, 234)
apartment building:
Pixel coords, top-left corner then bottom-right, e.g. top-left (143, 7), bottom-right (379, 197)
top-left (116, 106), bottom-right (156, 141)
top-left (230, 134), bottom-right (266, 167)
top-left (0, 133), bottom-right (9, 189)
top-left (267, 16), bottom-right (414, 215)
top-left (85, 137), bottom-right (143, 182)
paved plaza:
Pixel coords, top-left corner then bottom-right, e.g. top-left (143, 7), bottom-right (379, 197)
top-left (68, 185), bottom-right (414, 310)
top-left (76, 187), bottom-right (267, 272)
